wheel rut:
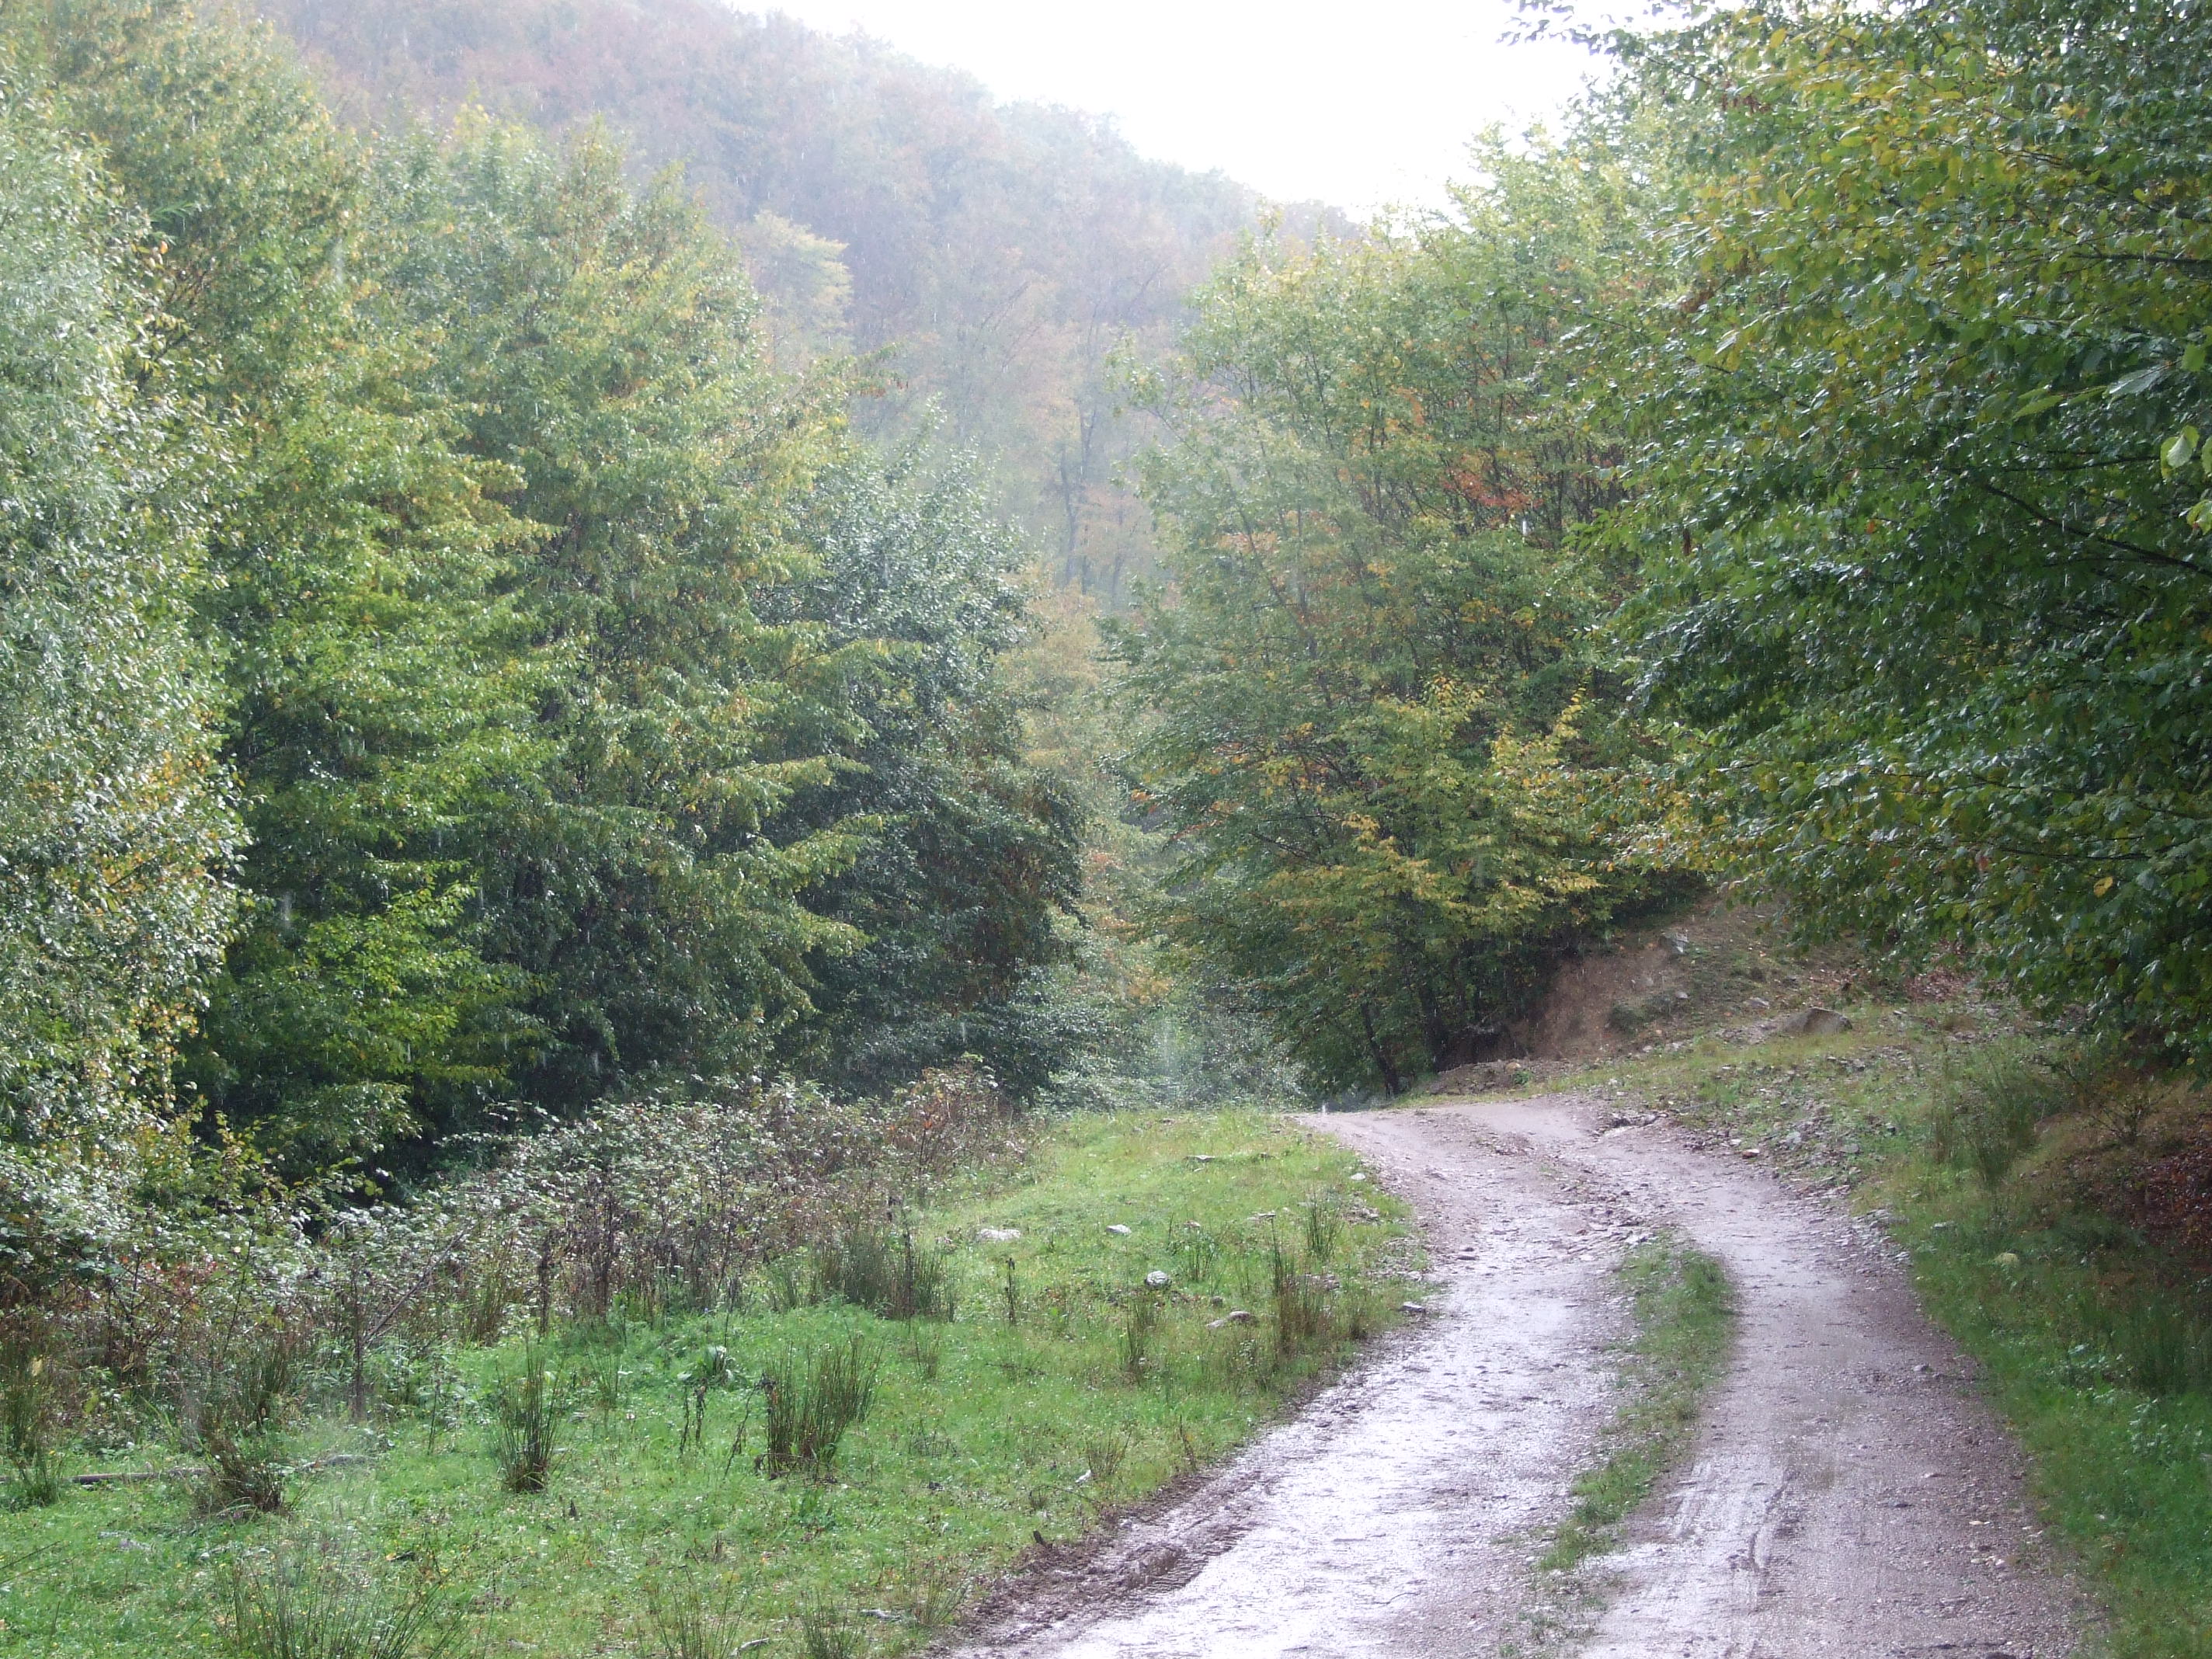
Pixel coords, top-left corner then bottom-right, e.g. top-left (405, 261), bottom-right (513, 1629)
top-left (945, 1094), bottom-right (2089, 1658)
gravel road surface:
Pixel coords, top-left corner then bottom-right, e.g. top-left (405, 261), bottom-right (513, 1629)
top-left (946, 1094), bottom-right (2088, 1658)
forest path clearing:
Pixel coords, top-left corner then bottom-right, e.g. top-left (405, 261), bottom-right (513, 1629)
top-left (947, 1094), bottom-right (2088, 1658)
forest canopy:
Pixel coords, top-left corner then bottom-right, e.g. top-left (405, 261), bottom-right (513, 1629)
top-left (0, 0), bottom-right (1083, 1191)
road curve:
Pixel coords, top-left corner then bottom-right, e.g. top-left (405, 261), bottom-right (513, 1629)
top-left (945, 1094), bottom-right (2088, 1659)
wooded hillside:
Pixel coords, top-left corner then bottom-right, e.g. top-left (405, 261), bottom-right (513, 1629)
top-left (254, 0), bottom-right (1341, 605)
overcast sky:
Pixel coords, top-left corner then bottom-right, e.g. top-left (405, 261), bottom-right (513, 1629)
top-left (757, 0), bottom-right (1605, 214)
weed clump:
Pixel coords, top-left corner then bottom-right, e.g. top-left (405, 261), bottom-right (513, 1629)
top-left (1270, 1240), bottom-right (1331, 1357)
top-left (193, 1330), bottom-right (304, 1518)
top-left (644, 1577), bottom-right (750, 1659)
top-left (223, 1541), bottom-right (460, 1659)
top-left (0, 1344), bottom-right (61, 1508)
top-left (1118, 1289), bottom-right (1161, 1380)
top-left (761, 1338), bottom-right (878, 1477)
top-left (811, 1226), bottom-right (953, 1320)
top-left (491, 1354), bottom-right (562, 1494)
top-left (797, 1601), bottom-right (865, 1659)
top-left (896, 1557), bottom-right (969, 1630)
top-left (1302, 1199), bottom-right (1341, 1264)
top-left (1927, 1043), bottom-right (2074, 1186)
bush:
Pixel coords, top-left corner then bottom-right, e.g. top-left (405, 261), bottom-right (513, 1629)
top-left (760, 1339), bottom-right (878, 1477)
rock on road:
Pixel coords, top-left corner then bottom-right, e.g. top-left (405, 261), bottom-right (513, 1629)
top-left (947, 1094), bottom-right (2088, 1659)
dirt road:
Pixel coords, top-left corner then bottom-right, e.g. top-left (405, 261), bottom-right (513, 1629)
top-left (949, 1094), bottom-right (2088, 1658)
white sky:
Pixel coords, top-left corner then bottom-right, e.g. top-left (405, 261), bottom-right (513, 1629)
top-left (756, 0), bottom-right (1605, 214)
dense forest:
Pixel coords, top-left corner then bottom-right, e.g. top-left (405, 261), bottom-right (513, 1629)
top-left (2, 0), bottom-right (2210, 1648)
top-left (253, 0), bottom-right (1341, 606)
top-left (1115, 0), bottom-right (2212, 1092)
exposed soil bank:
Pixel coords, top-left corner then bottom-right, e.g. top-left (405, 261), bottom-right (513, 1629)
top-left (946, 1094), bottom-right (2089, 1657)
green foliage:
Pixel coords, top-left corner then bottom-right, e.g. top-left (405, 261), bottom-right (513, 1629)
top-left (254, 0), bottom-right (1328, 607)
top-left (0, 52), bottom-right (237, 1152)
top-left (769, 444), bottom-right (1087, 1101)
top-left (0, 0), bottom-right (1090, 1173)
top-left (0, 1109), bottom-right (1403, 1657)
top-left (1115, 154), bottom-right (1687, 1094)
top-left (1613, 0), bottom-right (2212, 1061)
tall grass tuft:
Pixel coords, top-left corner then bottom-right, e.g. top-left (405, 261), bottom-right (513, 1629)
top-left (224, 1542), bottom-right (460, 1659)
top-left (491, 1354), bottom-right (562, 1494)
top-left (1927, 1043), bottom-right (2074, 1186)
top-left (761, 1338), bottom-right (878, 1477)
top-left (897, 1558), bottom-right (969, 1631)
top-left (797, 1602), bottom-right (866, 1659)
top-left (810, 1226), bottom-right (952, 1320)
top-left (644, 1577), bottom-right (750, 1659)
top-left (1270, 1240), bottom-right (1330, 1357)
top-left (1, 1345), bottom-right (60, 1508)
top-left (1118, 1290), bottom-right (1161, 1380)
top-left (1302, 1200), bottom-right (1341, 1265)
top-left (194, 1330), bottom-right (303, 1519)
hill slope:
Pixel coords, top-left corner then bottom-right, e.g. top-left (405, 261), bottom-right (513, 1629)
top-left (255, 0), bottom-right (1337, 602)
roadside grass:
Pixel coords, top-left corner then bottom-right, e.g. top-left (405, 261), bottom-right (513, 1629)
top-left (1534, 989), bottom-right (2212, 1659)
top-left (1541, 1240), bottom-right (1734, 1574)
top-left (1888, 1161), bottom-right (2212, 1659)
top-left (0, 1109), bottom-right (1411, 1658)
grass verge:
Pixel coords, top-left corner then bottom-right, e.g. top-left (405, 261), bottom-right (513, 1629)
top-left (0, 1108), bottom-right (1411, 1658)
top-left (1541, 1239), bottom-right (1734, 1573)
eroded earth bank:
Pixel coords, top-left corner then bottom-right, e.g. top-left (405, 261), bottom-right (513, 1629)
top-left (949, 1094), bottom-right (2089, 1658)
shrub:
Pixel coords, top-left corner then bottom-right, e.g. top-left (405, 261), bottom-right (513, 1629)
top-left (490, 1355), bottom-right (562, 1494)
top-left (760, 1338), bottom-right (878, 1477)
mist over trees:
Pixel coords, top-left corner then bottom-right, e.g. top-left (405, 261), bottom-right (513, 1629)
top-left (251, 0), bottom-right (1344, 607)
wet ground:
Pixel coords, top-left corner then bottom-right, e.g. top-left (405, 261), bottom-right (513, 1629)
top-left (946, 1094), bottom-right (2089, 1658)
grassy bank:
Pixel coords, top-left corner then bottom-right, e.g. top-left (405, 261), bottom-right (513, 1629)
top-left (0, 1110), bottom-right (1411, 1657)
top-left (1545, 989), bottom-right (2212, 1659)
